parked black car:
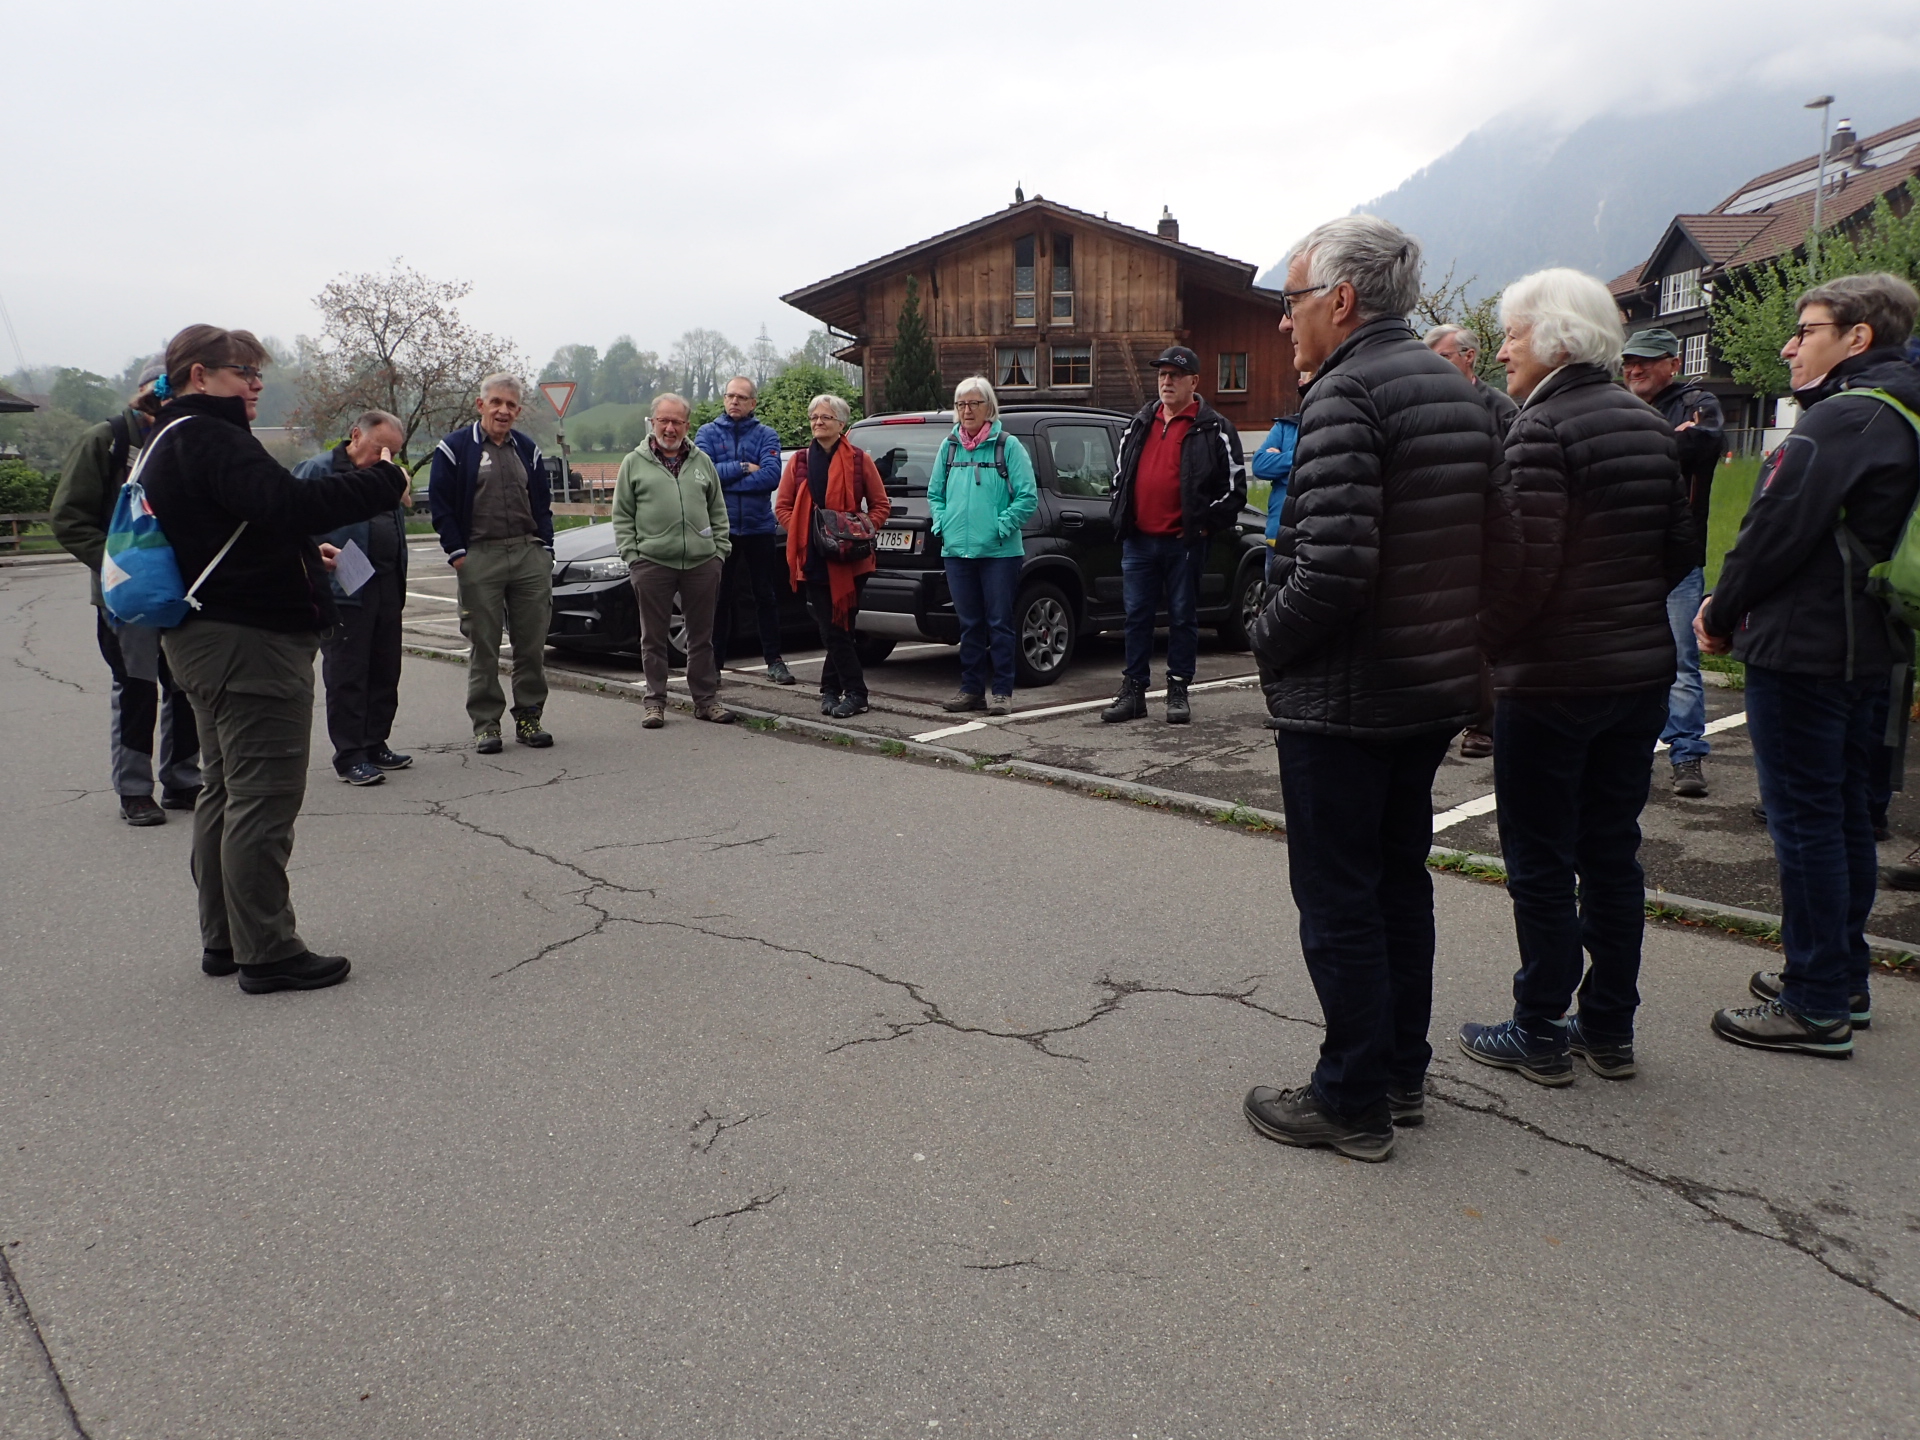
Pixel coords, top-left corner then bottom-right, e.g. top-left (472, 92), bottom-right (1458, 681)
top-left (845, 405), bottom-right (1268, 686)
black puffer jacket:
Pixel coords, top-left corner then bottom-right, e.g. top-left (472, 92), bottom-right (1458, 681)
top-left (1480, 365), bottom-right (1693, 695)
top-left (1109, 395), bottom-right (1247, 540)
top-left (1254, 317), bottom-right (1518, 738)
top-left (141, 393), bottom-right (407, 633)
top-left (1704, 348), bottom-right (1920, 679)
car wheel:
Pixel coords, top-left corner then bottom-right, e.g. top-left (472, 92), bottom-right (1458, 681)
top-left (1014, 581), bottom-right (1076, 687)
top-left (853, 634), bottom-right (896, 666)
top-left (1220, 556), bottom-right (1266, 651)
top-left (667, 593), bottom-right (689, 668)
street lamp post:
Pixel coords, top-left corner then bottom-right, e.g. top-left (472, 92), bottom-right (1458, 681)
top-left (1806, 94), bottom-right (1834, 278)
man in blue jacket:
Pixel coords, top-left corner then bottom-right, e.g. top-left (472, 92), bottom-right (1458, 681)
top-left (696, 376), bottom-right (793, 683)
top-left (428, 375), bottom-right (555, 752)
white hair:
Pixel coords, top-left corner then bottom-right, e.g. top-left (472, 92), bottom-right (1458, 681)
top-left (1293, 214), bottom-right (1422, 322)
top-left (1422, 324), bottom-right (1476, 355)
top-left (1499, 268), bottom-right (1625, 370)
top-left (650, 391), bottom-right (692, 419)
top-left (953, 375), bottom-right (998, 419)
top-left (478, 373), bottom-right (522, 401)
top-left (808, 393), bottom-right (851, 425)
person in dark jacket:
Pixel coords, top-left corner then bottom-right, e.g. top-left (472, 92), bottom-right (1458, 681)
top-left (142, 325), bottom-right (409, 995)
top-left (1624, 327), bottom-right (1725, 798)
top-left (1242, 215), bottom-right (1517, 1163)
top-left (50, 361), bottom-right (202, 825)
top-left (1100, 346), bottom-right (1246, 725)
top-left (696, 376), bottom-right (793, 684)
top-left (1698, 272), bottom-right (1920, 1058)
top-left (294, 410), bottom-right (411, 786)
top-left (1457, 269), bottom-right (1693, 1087)
top-left (428, 375), bottom-right (555, 752)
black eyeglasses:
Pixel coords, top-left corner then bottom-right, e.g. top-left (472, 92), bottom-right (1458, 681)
top-left (1279, 283), bottom-right (1330, 318)
top-left (222, 365), bottom-right (266, 381)
top-left (1789, 320), bottom-right (1847, 343)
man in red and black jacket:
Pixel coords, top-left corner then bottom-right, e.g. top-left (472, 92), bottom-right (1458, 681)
top-left (1101, 346), bottom-right (1246, 724)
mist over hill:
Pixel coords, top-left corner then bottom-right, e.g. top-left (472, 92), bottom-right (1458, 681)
top-left (1260, 73), bottom-right (1920, 297)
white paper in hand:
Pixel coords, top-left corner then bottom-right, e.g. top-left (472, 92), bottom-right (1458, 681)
top-left (333, 539), bottom-right (376, 597)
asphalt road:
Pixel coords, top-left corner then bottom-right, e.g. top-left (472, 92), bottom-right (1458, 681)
top-left (4, 560), bottom-right (1919, 1439)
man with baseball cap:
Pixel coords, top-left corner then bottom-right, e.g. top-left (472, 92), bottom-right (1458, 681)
top-left (1623, 327), bottom-right (1724, 798)
top-left (1101, 345), bottom-right (1246, 724)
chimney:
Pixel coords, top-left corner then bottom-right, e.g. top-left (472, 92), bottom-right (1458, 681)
top-left (1157, 206), bottom-right (1179, 242)
top-left (1828, 119), bottom-right (1857, 160)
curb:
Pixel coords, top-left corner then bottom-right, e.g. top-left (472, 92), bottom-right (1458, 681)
top-left (982, 757), bottom-right (1286, 830)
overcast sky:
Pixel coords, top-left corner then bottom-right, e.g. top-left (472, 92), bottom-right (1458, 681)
top-left (10, 0), bottom-right (1920, 378)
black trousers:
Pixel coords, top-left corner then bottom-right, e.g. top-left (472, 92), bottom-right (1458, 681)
top-left (321, 570), bottom-right (403, 771)
top-left (720, 532), bottom-right (786, 664)
top-left (806, 574), bottom-right (867, 700)
top-left (96, 610), bottom-right (199, 797)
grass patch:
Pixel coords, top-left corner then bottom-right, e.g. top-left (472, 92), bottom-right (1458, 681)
top-left (1700, 654), bottom-right (1745, 688)
top-left (830, 733), bottom-right (856, 747)
top-left (743, 715), bottom-right (780, 732)
top-left (1429, 851), bottom-right (1507, 883)
top-left (1212, 803), bottom-right (1278, 832)
top-left (1705, 457), bottom-right (1760, 591)
top-left (970, 754), bottom-right (995, 770)
top-left (879, 739), bottom-right (907, 756)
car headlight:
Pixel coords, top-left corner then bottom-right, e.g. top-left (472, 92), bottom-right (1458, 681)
top-left (560, 557), bottom-right (630, 584)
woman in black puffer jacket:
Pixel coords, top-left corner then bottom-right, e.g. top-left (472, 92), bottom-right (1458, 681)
top-left (1458, 269), bottom-right (1694, 1087)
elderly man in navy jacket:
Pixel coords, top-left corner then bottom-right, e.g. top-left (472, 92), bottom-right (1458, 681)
top-left (696, 375), bottom-right (793, 684)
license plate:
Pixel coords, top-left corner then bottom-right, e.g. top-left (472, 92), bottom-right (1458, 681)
top-left (874, 528), bottom-right (914, 551)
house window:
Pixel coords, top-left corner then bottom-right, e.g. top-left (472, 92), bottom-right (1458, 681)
top-left (996, 346), bottom-right (1037, 388)
top-left (1050, 345), bottom-right (1092, 387)
top-left (1013, 235), bottom-right (1036, 326)
top-left (1051, 233), bottom-right (1074, 324)
top-left (1683, 333), bottom-right (1709, 377)
top-left (1660, 268), bottom-right (1704, 315)
top-left (1218, 353), bottom-right (1249, 392)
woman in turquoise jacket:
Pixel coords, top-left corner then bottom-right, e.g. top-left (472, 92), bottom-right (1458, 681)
top-left (928, 376), bottom-right (1038, 714)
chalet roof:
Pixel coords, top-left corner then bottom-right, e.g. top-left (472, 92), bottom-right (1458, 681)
top-left (781, 196), bottom-right (1282, 330)
top-left (1611, 112), bottom-right (1920, 299)
top-left (0, 385), bottom-right (35, 415)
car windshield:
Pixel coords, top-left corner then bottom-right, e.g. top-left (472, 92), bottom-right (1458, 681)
top-left (849, 422), bottom-right (1032, 496)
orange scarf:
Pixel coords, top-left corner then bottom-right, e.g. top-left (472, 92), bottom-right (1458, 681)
top-left (784, 442), bottom-right (866, 627)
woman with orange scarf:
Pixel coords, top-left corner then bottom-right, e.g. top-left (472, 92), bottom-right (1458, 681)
top-left (774, 394), bottom-right (891, 717)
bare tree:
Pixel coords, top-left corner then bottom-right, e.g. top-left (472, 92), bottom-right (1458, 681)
top-left (1414, 264), bottom-right (1505, 388)
top-left (295, 259), bottom-right (525, 458)
top-left (668, 328), bottom-right (744, 405)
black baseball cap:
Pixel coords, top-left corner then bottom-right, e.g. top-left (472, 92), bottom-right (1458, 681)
top-left (1151, 345), bottom-right (1201, 376)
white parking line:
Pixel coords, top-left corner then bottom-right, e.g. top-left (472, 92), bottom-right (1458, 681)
top-left (406, 591), bottom-right (460, 604)
top-left (910, 673), bottom-right (1261, 742)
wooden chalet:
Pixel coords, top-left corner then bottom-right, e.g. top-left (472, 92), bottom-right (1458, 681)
top-left (781, 197), bottom-right (1296, 427)
top-left (1609, 113), bottom-right (1920, 430)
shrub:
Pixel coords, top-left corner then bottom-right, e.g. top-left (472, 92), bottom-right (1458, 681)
top-left (0, 458), bottom-right (53, 515)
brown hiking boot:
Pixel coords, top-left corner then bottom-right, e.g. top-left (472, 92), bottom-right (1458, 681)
top-left (695, 702), bottom-right (735, 725)
top-left (641, 698), bottom-right (666, 729)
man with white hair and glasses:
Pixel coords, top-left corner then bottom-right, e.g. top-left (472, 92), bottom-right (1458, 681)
top-left (1242, 214), bottom-right (1517, 1163)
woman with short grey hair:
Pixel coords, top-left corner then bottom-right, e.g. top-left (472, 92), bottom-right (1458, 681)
top-left (1456, 266), bottom-right (1691, 1086)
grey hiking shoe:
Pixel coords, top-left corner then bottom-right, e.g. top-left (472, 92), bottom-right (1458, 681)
top-left (941, 689), bottom-right (986, 713)
top-left (1748, 970), bottom-right (1870, 1029)
top-left (987, 694), bottom-right (1013, 717)
top-left (1243, 1085), bottom-right (1394, 1162)
top-left (474, 725), bottom-right (503, 755)
top-left (1710, 999), bottom-right (1852, 1058)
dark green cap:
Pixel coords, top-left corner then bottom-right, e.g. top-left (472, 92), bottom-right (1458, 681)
top-left (1622, 328), bottom-right (1682, 359)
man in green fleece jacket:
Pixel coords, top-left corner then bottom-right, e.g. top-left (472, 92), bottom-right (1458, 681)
top-left (612, 392), bottom-right (733, 727)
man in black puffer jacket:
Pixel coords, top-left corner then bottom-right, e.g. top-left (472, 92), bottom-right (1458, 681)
top-left (1457, 270), bottom-right (1692, 1090)
top-left (1699, 273), bottom-right (1920, 1059)
top-left (1241, 216), bottom-right (1517, 1164)
top-left (142, 325), bottom-right (410, 997)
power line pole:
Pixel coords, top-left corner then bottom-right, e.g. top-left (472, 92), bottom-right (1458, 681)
top-left (1806, 94), bottom-right (1834, 278)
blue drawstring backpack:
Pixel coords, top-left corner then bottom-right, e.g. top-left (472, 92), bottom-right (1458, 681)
top-left (101, 417), bottom-right (246, 628)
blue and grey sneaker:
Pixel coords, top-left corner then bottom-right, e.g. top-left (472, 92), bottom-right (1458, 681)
top-left (1458, 1019), bottom-right (1574, 1087)
top-left (1567, 1017), bottom-right (1636, 1079)
top-left (1710, 999), bottom-right (1853, 1059)
top-left (1747, 970), bottom-right (1869, 1030)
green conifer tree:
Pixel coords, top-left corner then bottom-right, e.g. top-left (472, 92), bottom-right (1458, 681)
top-left (884, 275), bottom-right (945, 413)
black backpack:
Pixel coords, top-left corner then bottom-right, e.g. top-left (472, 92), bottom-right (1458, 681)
top-left (936, 433), bottom-right (1012, 496)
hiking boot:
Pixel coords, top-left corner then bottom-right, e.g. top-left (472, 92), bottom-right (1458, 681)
top-left (1748, 970), bottom-right (1870, 1029)
top-left (366, 745), bottom-right (412, 770)
top-left (1458, 1019), bottom-right (1574, 1086)
top-left (941, 689), bottom-right (986, 713)
top-left (1710, 998), bottom-right (1852, 1058)
top-left (1881, 845), bottom-right (1920, 892)
top-left (641, 698), bottom-right (666, 729)
top-left (120, 795), bottom-right (166, 827)
top-left (337, 762), bottom-right (386, 786)
top-left (160, 786), bottom-right (202, 811)
top-left (1165, 677), bottom-right (1192, 725)
top-left (766, 659), bottom-right (797, 686)
top-left (695, 702), bottom-right (735, 725)
top-left (1567, 1017), bottom-right (1637, 1079)
top-left (237, 951), bottom-right (352, 995)
top-left (819, 692), bottom-right (841, 716)
top-left (1101, 679), bottom-right (1148, 724)
top-left (1243, 1085), bottom-right (1393, 1162)
top-left (832, 694), bottom-right (870, 719)
top-left (1386, 1085), bottom-right (1425, 1128)
top-left (1458, 728), bottom-right (1494, 760)
top-left (1671, 759), bottom-right (1708, 797)
top-left (475, 725), bottom-right (503, 755)
top-left (201, 946), bottom-right (237, 977)
top-left (514, 714), bottom-right (553, 748)
top-left (987, 693), bottom-right (1013, 717)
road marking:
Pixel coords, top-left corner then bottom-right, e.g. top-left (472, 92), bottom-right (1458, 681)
top-left (737, 642), bottom-right (953, 675)
top-left (405, 591), bottom-right (460, 604)
top-left (913, 720), bottom-right (989, 741)
top-left (1432, 711), bottom-right (1749, 834)
top-left (910, 673), bottom-right (1261, 741)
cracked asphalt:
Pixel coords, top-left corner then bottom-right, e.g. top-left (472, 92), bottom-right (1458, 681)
top-left (3, 561), bottom-right (1919, 1439)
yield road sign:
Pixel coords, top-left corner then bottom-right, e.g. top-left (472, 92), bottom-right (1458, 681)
top-left (540, 381), bottom-right (578, 419)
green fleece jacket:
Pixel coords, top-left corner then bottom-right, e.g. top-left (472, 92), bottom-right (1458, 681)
top-left (612, 440), bottom-right (731, 569)
top-left (51, 407), bottom-right (148, 608)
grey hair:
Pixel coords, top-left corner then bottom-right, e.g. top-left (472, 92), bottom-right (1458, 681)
top-left (1295, 214), bottom-right (1422, 322)
top-left (722, 375), bottom-right (758, 399)
top-left (351, 408), bottom-right (403, 436)
top-left (808, 393), bottom-right (851, 425)
top-left (1798, 271), bottom-right (1920, 348)
top-left (953, 375), bottom-right (998, 418)
top-left (478, 372), bottom-right (522, 401)
top-left (1422, 324), bottom-right (1476, 356)
top-left (650, 391), bottom-right (692, 419)
top-left (1499, 267), bottom-right (1625, 369)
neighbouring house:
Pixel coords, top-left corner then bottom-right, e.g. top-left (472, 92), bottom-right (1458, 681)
top-left (780, 196), bottom-right (1297, 428)
top-left (1610, 113), bottom-right (1920, 432)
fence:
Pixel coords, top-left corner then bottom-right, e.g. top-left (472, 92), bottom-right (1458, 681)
top-left (0, 512), bottom-right (53, 550)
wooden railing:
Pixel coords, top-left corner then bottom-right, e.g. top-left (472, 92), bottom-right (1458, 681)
top-left (0, 512), bottom-right (53, 551)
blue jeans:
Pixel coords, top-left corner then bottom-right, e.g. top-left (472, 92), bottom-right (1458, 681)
top-left (1744, 664), bottom-right (1883, 1019)
top-left (1121, 534), bottom-right (1207, 685)
top-left (1661, 567), bottom-right (1708, 765)
top-left (1494, 686), bottom-right (1668, 1040)
top-left (945, 555), bottom-right (1022, 696)
top-left (1275, 725), bottom-right (1454, 1117)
